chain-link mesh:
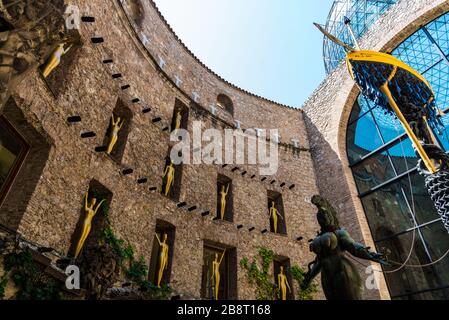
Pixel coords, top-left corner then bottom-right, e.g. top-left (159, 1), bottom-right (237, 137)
top-left (418, 145), bottom-right (449, 233)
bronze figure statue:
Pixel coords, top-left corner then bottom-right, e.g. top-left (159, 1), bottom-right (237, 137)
top-left (301, 195), bottom-right (388, 300)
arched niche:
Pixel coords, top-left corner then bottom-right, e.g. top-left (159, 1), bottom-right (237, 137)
top-left (217, 94), bottom-right (234, 116)
top-left (0, 98), bottom-right (52, 231)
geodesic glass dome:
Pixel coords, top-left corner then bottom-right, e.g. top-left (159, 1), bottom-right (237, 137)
top-left (323, 0), bottom-right (398, 74)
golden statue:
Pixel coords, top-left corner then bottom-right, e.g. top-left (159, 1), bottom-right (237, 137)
top-left (163, 161), bottom-right (175, 196)
top-left (219, 184), bottom-right (230, 220)
top-left (75, 190), bottom-right (106, 258)
top-left (42, 42), bottom-right (73, 78)
top-left (155, 233), bottom-right (170, 287)
top-left (211, 249), bottom-right (226, 300)
top-left (269, 201), bottom-right (283, 234)
top-left (174, 111), bottom-right (182, 130)
top-left (106, 114), bottom-right (125, 155)
top-left (278, 266), bottom-right (291, 300)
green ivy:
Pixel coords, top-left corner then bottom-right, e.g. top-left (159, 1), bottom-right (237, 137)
top-left (240, 247), bottom-right (318, 301)
top-left (0, 272), bottom-right (8, 299)
top-left (3, 249), bottom-right (63, 300)
top-left (240, 247), bottom-right (279, 300)
top-left (99, 205), bottom-right (172, 300)
top-left (289, 266), bottom-right (318, 300)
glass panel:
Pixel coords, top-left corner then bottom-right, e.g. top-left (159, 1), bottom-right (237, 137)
top-left (419, 222), bottom-right (449, 296)
top-left (426, 14), bottom-right (449, 57)
top-left (423, 60), bottom-right (449, 110)
top-left (0, 118), bottom-right (25, 193)
top-left (349, 96), bottom-right (373, 124)
top-left (387, 138), bottom-right (418, 174)
top-left (352, 151), bottom-right (396, 194)
top-left (375, 231), bottom-right (435, 299)
top-left (370, 105), bottom-right (404, 142)
top-left (347, 112), bottom-right (384, 164)
top-left (399, 173), bottom-right (441, 226)
top-left (393, 28), bottom-right (442, 74)
top-left (361, 182), bottom-right (416, 240)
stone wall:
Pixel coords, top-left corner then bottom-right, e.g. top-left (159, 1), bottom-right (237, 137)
top-left (302, 0), bottom-right (449, 300)
top-left (0, 0), bottom-right (322, 299)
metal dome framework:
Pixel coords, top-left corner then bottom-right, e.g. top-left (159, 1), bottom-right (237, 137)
top-left (323, 0), bottom-right (398, 74)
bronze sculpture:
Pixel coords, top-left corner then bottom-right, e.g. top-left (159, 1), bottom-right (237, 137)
top-left (301, 195), bottom-right (388, 300)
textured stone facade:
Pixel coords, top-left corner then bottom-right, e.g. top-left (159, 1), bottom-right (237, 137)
top-left (0, 0), bottom-right (322, 300)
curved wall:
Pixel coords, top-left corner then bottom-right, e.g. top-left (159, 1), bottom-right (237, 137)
top-left (0, 0), bottom-right (322, 299)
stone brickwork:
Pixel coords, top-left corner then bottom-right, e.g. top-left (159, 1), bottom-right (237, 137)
top-left (0, 0), bottom-right (322, 300)
top-left (303, 0), bottom-right (449, 300)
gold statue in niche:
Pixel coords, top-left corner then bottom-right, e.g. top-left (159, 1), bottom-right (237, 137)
top-left (174, 111), bottom-right (182, 130)
top-left (269, 201), bottom-right (283, 234)
top-left (155, 233), bottom-right (170, 287)
top-left (107, 114), bottom-right (125, 155)
top-left (219, 184), bottom-right (230, 220)
top-left (211, 249), bottom-right (226, 300)
top-left (162, 161), bottom-right (175, 196)
top-left (42, 42), bottom-right (73, 78)
top-left (277, 266), bottom-right (291, 300)
top-left (75, 190), bottom-right (106, 258)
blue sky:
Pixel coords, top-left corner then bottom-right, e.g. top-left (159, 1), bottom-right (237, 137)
top-left (154, 0), bottom-right (335, 108)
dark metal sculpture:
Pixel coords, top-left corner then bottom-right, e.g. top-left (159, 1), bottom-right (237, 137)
top-left (301, 195), bottom-right (388, 300)
top-left (0, 0), bottom-right (72, 106)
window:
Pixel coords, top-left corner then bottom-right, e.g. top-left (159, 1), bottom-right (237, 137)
top-left (268, 191), bottom-right (287, 235)
top-left (217, 94), bottom-right (234, 116)
top-left (216, 175), bottom-right (233, 222)
top-left (0, 116), bottom-right (28, 204)
top-left (0, 99), bottom-right (51, 230)
top-left (149, 220), bottom-right (176, 287)
top-left (201, 244), bottom-right (237, 300)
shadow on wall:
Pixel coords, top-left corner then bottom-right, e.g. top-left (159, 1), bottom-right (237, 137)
top-left (302, 112), bottom-right (381, 301)
top-left (0, 98), bottom-right (53, 231)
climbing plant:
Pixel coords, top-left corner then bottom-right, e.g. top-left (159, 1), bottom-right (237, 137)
top-left (240, 247), bottom-right (318, 300)
top-left (240, 247), bottom-right (279, 300)
top-left (99, 205), bottom-right (172, 300)
top-left (289, 266), bottom-right (318, 300)
top-left (0, 273), bottom-right (8, 299)
top-left (3, 249), bottom-right (63, 300)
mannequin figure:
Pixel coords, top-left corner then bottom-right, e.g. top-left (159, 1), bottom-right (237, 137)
top-left (163, 161), bottom-right (175, 196)
top-left (277, 266), bottom-right (291, 300)
top-left (155, 233), bottom-right (170, 287)
top-left (211, 249), bottom-right (226, 300)
top-left (269, 201), bottom-right (283, 234)
top-left (106, 115), bottom-right (125, 155)
top-left (174, 111), bottom-right (182, 130)
top-left (219, 184), bottom-right (230, 220)
top-left (75, 190), bottom-right (106, 258)
top-left (42, 42), bottom-right (73, 78)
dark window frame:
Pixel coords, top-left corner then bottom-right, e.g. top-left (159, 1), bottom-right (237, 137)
top-left (0, 116), bottom-right (30, 206)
